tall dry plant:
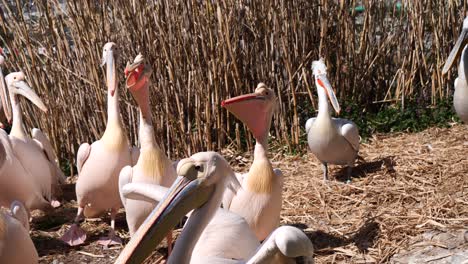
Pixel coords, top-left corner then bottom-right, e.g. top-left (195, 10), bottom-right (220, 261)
top-left (0, 0), bottom-right (464, 174)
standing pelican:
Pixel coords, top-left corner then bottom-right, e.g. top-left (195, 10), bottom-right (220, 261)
top-left (0, 200), bottom-right (38, 264)
top-left (1, 65), bottom-right (64, 208)
top-left (442, 15), bottom-right (468, 122)
top-left (61, 42), bottom-right (138, 247)
top-left (118, 54), bottom-right (176, 250)
top-left (306, 59), bottom-right (360, 182)
top-left (220, 83), bottom-right (283, 241)
top-left (115, 152), bottom-right (314, 264)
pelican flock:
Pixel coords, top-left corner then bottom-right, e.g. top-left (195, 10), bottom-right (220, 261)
top-left (0, 10), bottom-right (465, 264)
top-left (116, 152), bottom-right (314, 264)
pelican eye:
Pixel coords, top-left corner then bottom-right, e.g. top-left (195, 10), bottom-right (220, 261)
top-left (194, 165), bottom-right (202, 171)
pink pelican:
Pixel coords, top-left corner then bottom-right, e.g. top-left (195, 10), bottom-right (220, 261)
top-left (118, 54), bottom-right (176, 251)
top-left (0, 55), bottom-right (64, 211)
top-left (221, 83), bottom-right (283, 241)
top-left (61, 42), bottom-right (139, 247)
top-left (306, 59), bottom-right (360, 182)
top-left (115, 151), bottom-right (314, 264)
top-left (0, 200), bottom-right (38, 264)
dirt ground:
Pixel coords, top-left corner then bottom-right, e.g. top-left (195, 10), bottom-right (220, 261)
top-left (32, 124), bottom-right (468, 263)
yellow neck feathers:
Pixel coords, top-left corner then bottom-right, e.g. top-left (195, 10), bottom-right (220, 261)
top-left (101, 121), bottom-right (129, 151)
top-left (138, 147), bottom-right (170, 182)
top-left (246, 159), bottom-right (276, 194)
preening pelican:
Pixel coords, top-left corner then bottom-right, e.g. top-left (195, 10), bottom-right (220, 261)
top-left (306, 59), bottom-right (360, 182)
top-left (220, 83), bottom-right (283, 241)
top-left (0, 200), bottom-right (38, 264)
top-left (115, 152), bottom-right (314, 264)
top-left (61, 42), bottom-right (139, 247)
top-left (442, 15), bottom-right (468, 123)
top-left (0, 58), bottom-right (64, 211)
top-left (118, 54), bottom-right (176, 251)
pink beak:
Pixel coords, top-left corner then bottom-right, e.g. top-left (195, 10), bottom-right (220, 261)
top-left (222, 92), bottom-right (269, 140)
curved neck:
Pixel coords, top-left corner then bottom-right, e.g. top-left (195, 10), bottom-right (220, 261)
top-left (168, 182), bottom-right (225, 264)
top-left (316, 83), bottom-right (331, 120)
top-left (246, 236), bottom-right (279, 264)
top-left (10, 94), bottom-right (26, 138)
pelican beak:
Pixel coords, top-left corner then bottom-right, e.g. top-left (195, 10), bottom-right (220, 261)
top-left (221, 92), bottom-right (269, 140)
top-left (14, 81), bottom-right (47, 113)
top-left (0, 58), bottom-right (12, 122)
top-left (115, 161), bottom-right (215, 264)
top-left (443, 27), bottom-right (468, 75)
top-left (316, 75), bottom-right (341, 114)
top-left (103, 50), bottom-right (116, 96)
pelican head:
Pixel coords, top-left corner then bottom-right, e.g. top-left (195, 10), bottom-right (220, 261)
top-left (4, 72), bottom-right (47, 113)
top-left (221, 83), bottom-right (277, 141)
top-left (101, 42), bottom-right (119, 96)
top-left (115, 152), bottom-right (240, 264)
top-left (124, 53), bottom-right (152, 117)
top-left (0, 55), bottom-right (12, 122)
top-left (443, 15), bottom-right (468, 77)
top-left (312, 58), bottom-right (340, 114)
top-left (125, 53), bottom-right (151, 91)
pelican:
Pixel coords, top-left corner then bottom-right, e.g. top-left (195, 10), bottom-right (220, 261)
top-left (118, 54), bottom-right (176, 250)
top-left (115, 151), bottom-right (314, 264)
top-left (305, 59), bottom-right (360, 182)
top-left (61, 42), bottom-right (139, 247)
top-left (0, 58), bottom-right (64, 210)
top-left (442, 15), bottom-right (468, 123)
top-left (220, 83), bottom-right (283, 241)
top-left (0, 56), bottom-right (55, 212)
top-left (0, 200), bottom-right (38, 264)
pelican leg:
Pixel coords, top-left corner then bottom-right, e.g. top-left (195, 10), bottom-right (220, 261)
top-left (98, 208), bottom-right (122, 248)
top-left (322, 163), bottom-right (328, 181)
top-left (346, 166), bottom-right (352, 183)
top-left (60, 206), bottom-right (87, 246)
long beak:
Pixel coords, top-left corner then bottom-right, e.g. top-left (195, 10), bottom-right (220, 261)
top-left (104, 51), bottom-right (116, 96)
top-left (317, 75), bottom-right (340, 114)
top-left (443, 29), bottom-right (468, 75)
top-left (0, 68), bottom-right (12, 122)
top-left (115, 176), bottom-right (215, 264)
top-left (14, 81), bottom-right (47, 112)
top-left (221, 93), bottom-right (269, 140)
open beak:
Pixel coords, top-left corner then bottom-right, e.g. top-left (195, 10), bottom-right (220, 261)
top-left (221, 92), bottom-right (269, 140)
top-left (14, 81), bottom-right (47, 112)
top-left (443, 28), bottom-right (468, 75)
top-left (0, 66), bottom-right (12, 123)
top-left (316, 75), bottom-right (340, 114)
top-left (115, 165), bottom-right (215, 264)
top-left (103, 51), bottom-right (116, 96)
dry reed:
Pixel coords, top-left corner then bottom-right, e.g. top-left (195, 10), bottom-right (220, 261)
top-left (0, 0), bottom-right (465, 167)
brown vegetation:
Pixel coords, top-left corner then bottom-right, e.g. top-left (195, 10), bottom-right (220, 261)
top-left (0, 1), bottom-right (465, 166)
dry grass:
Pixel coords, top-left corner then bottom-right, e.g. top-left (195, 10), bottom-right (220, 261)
top-left (32, 124), bottom-right (468, 263)
top-left (0, 0), bottom-right (466, 166)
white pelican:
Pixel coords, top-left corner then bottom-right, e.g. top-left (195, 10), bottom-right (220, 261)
top-left (306, 59), bottom-right (360, 182)
top-left (442, 15), bottom-right (468, 123)
top-left (221, 83), bottom-right (283, 241)
top-left (0, 200), bottom-right (38, 264)
top-left (118, 54), bottom-right (176, 251)
top-left (0, 61), bottom-right (64, 210)
top-left (61, 42), bottom-right (139, 247)
top-left (115, 152), bottom-right (314, 264)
